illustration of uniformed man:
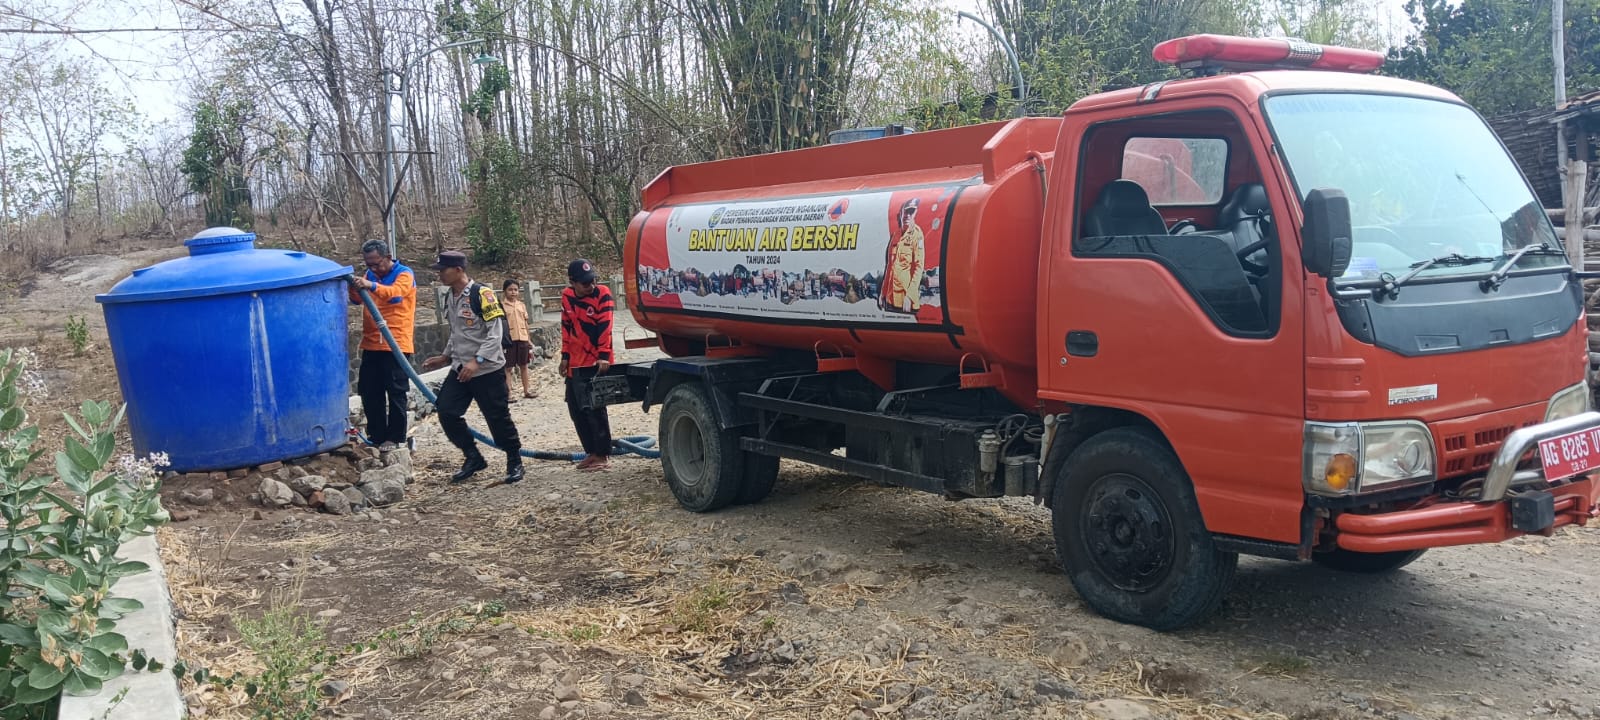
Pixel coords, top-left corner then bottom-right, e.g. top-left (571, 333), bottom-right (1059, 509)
top-left (880, 197), bottom-right (925, 314)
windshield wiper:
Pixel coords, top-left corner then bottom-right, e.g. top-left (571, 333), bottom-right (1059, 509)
top-left (1372, 253), bottom-right (1495, 297)
top-left (1480, 243), bottom-right (1566, 291)
top-left (1406, 253), bottom-right (1496, 270)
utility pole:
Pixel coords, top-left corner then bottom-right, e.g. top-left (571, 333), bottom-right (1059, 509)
top-left (380, 39), bottom-right (498, 260)
top-left (0, 111), bottom-right (9, 249)
top-left (1555, 0), bottom-right (1568, 184)
top-left (1554, 0), bottom-right (1588, 271)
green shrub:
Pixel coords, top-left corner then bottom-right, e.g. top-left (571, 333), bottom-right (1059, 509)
top-left (0, 347), bottom-right (168, 719)
top-left (64, 317), bottom-right (88, 358)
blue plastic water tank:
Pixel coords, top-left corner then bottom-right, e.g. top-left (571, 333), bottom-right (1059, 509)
top-left (95, 228), bottom-right (354, 472)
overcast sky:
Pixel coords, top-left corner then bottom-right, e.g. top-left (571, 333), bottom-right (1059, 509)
top-left (21, 0), bottom-right (1419, 129)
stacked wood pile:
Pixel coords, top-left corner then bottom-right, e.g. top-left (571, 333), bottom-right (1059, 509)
top-left (1549, 207), bottom-right (1600, 386)
top-left (1491, 110), bottom-right (1565, 208)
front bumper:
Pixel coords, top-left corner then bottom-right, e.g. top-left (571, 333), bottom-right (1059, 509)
top-left (1333, 411), bottom-right (1600, 553)
top-left (1334, 477), bottom-right (1599, 552)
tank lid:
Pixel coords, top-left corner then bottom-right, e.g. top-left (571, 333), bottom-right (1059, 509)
top-left (95, 227), bottom-right (353, 305)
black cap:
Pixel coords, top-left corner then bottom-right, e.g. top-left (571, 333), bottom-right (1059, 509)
top-left (568, 258), bottom-right (597, 283)
top-left (430, 250), bottom-right (467, 270)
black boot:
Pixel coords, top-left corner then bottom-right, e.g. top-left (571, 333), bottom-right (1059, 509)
top-left (451, 450), bottom-right (488, 484)
top-left (504, 455), bottom-right (525, 484)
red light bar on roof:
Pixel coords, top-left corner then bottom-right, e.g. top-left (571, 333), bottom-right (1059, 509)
top-left (1152, 34), bottom-right (1385, 74)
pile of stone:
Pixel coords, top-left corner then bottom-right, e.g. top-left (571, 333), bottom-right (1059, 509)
top-left (254, 445), bottom-right (414, 515)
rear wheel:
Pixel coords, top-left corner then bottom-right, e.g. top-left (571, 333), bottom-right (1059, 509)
top-left (1312, 548), bottom-right (1426, 574)
top-left (1053, 427), bottom-right (1237, 631)
top-left (737, 453), bottom-right (780, 505)
top-left (659, 383), bottom-right (746, 512)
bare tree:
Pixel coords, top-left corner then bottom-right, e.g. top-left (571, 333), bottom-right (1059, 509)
top-left (3, 57), bottom-right (132, 245)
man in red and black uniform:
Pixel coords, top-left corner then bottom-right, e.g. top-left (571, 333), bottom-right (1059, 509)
top-left (560, 259), bottom-right (615, 471)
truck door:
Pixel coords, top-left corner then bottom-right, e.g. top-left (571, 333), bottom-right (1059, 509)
top-left (1041, 102), bottom-right (1307, 544)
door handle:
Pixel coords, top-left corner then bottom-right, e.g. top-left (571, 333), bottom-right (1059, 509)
top-left (1066, 330), bottom-right (1098, 357)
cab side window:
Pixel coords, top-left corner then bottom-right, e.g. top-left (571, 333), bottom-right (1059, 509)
top-left (1075, 110), bottom-right (1278, 337)
top-left (1122, 137), bottom-right (1228, 206)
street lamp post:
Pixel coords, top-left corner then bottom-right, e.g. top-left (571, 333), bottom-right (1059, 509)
top-left (381, 39), bottom-right (499, 259)
top-left (956, 11), bottom-right (1026, 118)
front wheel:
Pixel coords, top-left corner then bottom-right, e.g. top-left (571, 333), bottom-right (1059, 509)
top-left (1052, 427), bottom-right (1237, 631)
top-left (1312, 548), bottom-right (1426, 574)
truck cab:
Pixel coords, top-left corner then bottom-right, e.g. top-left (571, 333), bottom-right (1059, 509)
top-left (1038, 36), bottom-right (1598, 625)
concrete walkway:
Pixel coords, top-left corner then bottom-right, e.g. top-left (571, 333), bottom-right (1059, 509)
top-left (57, 534), bottom-right (183, 720)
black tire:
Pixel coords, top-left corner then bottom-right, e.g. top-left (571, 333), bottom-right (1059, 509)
top-left (736, 453), bottom-right (780, 505)
top-left (659, 383), bottom-right (744, 512)
top-left (1052, 427), bottom-right (1237, 631)
top-left (1312, 548), bottom-right (1426, 574)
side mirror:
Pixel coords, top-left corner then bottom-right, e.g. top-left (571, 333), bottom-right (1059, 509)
top-left (1302, 188), bottom-right (1353, 279)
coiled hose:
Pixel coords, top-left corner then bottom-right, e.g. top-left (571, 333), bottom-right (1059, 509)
top-left (349, 276), bottom-right (660, 460)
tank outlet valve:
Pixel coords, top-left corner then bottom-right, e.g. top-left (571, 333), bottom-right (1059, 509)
top-left (978, 430), bottom-right (1001, 475)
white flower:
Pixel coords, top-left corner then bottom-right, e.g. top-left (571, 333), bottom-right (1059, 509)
top-left (114, 452), bottom-right (167, 487)
top-left (5, 347), bottom-right (48, 400)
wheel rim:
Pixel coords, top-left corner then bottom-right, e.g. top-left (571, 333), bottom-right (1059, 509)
top-left (667, 412), bottom-right (710, 489)
top-left (1080, 473), bottom-right (1175, 592)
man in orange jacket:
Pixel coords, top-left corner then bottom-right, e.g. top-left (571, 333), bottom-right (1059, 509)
top-left (348, 239), bottom-right (417, 449)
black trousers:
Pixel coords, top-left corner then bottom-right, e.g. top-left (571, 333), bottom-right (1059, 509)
top-left (565, 366), bottom-right (613, 457)
top-left (357, 350), bottom-right (410, 446)
top-left (436, 366), bottom-right (521, 456)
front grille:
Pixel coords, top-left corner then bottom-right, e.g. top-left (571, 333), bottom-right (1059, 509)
top-left (1432, 409), bottom-right (1545, 480)
top-left (1473, 426), bottom-right (1514, 447)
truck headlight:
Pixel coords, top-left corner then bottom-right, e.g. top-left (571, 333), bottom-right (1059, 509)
top-left (1545, 382), bottom-right (1591, 422)
top-left (1304, 420), bottom-right (1435, 496)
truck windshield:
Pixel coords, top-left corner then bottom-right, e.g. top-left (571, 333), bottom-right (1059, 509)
top-left (1264, 93), bottom-right (1564, 282)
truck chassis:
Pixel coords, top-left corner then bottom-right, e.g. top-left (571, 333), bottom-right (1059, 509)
top-left (597, 351), bottom-right (1266, 630)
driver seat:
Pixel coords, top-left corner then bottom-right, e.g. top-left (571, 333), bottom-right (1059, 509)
top-left (1217, 183), bottom-right (1272, 263)
top-left (1217, 182), bottom-right (1276, 325)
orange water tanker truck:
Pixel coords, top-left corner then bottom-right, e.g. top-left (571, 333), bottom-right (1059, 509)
top-left (597, 34), bottom-right (1600, 630)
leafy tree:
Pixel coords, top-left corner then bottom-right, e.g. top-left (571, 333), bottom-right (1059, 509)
top-left (687, 0), bottom-right (882, 154)
top-left (181, 96), bottom-right (257, 229)
top-left (464, 137), bottom-right (526, 264)
top-left (1387, 0), bottom-right (1600, 115)
top-left (983, 0), bottom-right (1260, 114)
top-left (439, 0), bottom-right (526, 258)
top-left (1270, 0), bottom-right (1390, 49)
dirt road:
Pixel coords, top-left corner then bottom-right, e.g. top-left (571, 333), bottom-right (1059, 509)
top-left (8, 251), bottom-right (1598, 719)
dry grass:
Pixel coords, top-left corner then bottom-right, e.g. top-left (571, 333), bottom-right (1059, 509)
top-left (161, 491), bottom-right (1306, 720)
top-left (481, 502), bottom-right (1291, 719)
top-left (161, 521), bottom-right (375, 719)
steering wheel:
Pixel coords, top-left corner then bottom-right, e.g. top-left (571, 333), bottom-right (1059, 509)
top-left (1354, 224), bottom-right (1405, 248)
top-left (1169, 219), bottom-right (1201, 235)
top-left (1235, 237), bottom-right (1270, 276)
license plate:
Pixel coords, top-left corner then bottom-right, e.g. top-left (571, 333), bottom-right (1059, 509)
top-left (1538, 427), bottom-right (1600, 481)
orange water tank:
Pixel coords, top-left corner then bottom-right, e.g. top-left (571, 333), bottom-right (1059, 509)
top-left (624, 118), bottom-right (1063, 408)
